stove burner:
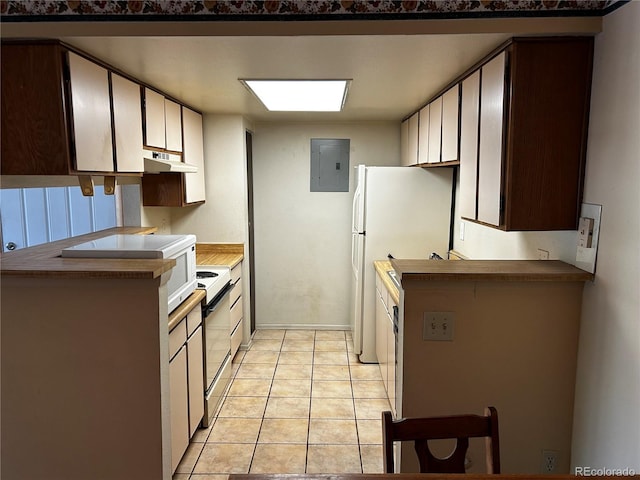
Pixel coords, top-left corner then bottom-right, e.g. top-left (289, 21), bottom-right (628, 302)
top-left (197, 282), bottom-right (206, 288)
top-left (197, 271), bottom-right (219, 279)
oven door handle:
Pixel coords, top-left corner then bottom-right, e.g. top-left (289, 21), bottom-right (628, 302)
top-left (204, 281), bottom-right (233, 315)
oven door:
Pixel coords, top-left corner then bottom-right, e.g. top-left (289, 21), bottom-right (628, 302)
top-left (202, 289), bottom-right (231, 426)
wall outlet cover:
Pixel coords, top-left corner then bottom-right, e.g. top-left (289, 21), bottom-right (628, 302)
top-left (541, 449), bottom-right (558, 473)
top-left (575, 203), bottom-right (602, 275)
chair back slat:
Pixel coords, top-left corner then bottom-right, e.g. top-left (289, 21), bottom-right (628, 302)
top-left (382, 406), bottom-right (500, 474)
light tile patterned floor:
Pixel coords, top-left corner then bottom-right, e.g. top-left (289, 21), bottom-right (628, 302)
top-left (173, 329), bottom-right (389, 479)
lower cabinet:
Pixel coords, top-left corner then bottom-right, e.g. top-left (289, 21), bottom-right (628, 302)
top-left (169, 299), bottom-right (204, 473)
top-left (230, 261), bottom-right (244, 360)
top-left (375, 272), bottom-right (396, 416)
top-left (169, 346), bottom-right (189, 473)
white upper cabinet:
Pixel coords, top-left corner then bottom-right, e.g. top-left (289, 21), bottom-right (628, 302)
top-left (478, 52), bottom-right (506, 227)
top-left (441, 84), bottom-right (460, 163)
top-left (407, 112), bottom-right (419, 166)
top-left (68, 52), bottom-right (113, 172)
top-left (144, 88), bottom-right (183, 153)
top-left (182, 107), bottom-right (206, 204)
top-left (400, 119), bottom-right (409, 166)
top-left (428, 96), bottom-right (442, 163)
top-left (400, 114), bottom-right (419, 166)
top-left (165, 99), bottom-right (183, 152)
top-left (144, 88), bottom-right (166, 149)
top-left (459, 71), bottom-right (480, 221)
top-left (111, 73), bottom-right (143, 172)
top-left (417, 104), bottom-right (430, 165)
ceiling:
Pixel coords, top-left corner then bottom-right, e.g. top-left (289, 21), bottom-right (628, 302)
top-left (3, 14), bottom-right (605, 123)
top-left (62, 33), bottom-right (514, 122)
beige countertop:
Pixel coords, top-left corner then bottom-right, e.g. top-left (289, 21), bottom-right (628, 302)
top-left (196, 243), bottom-right (244, 268)
top-left (0, 226), bottom-right (172, 279)
top-left (373, 260), bottom-right (400, 304)
top-left (390, 259), bottom-right (594, 284)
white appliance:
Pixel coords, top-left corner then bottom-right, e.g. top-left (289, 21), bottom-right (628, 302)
top-left (351, 165), bottom-right (453, 363)
top-left (195, 266), bottom-right (232, 427)
top-left (61, 234), bottom-right (196, 313)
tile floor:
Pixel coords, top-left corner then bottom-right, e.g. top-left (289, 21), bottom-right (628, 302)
top-left (173, 329), bottom-right (390, 479)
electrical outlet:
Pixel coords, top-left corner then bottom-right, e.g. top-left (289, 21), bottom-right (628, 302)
top-left (576, 203), bottom-right (602, 274)
top-left (537, 249), bottom-right (550, 260)
top-left (541, 450), bottom-right (558, 473)
top-left (578, 217), bottom-right (594, 248)
top-left (423, 312), bottom-right (455, 341)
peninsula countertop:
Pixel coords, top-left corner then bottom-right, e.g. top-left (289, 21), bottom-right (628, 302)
top-left (390, 259), bottom-right (594, 284)
top-left (0, 226), bottom-right (171, 279)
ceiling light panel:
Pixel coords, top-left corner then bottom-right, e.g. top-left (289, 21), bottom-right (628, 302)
top-left (241, 79), bottom-right (350, 112)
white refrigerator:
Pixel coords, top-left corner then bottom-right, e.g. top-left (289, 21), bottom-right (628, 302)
top-left (350, 165), bottom-right (453, 363)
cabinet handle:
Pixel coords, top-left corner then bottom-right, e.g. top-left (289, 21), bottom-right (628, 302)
top-left (5, 242), bottom-right (17, 251)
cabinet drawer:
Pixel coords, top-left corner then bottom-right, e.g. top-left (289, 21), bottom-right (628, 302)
top-left (186, 305), bottom-right (202, 337)
top-left (230, 298), bottom-right (243, 333)
top-left (169, 319), bottom-right (187, 360)
top-left (231, 263), bottom-right (242, 284)
top-left (231, 318), bottom-right (243, 360)
top-left (230, 280), bottom-right (242, 307)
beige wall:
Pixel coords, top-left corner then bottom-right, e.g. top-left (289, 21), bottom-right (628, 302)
top-left (171, 114), bottom-right (253, 243)
top-left (252, 122), bottom-right (399, 329)
top-left (571, 2), bottom-right (640, 471)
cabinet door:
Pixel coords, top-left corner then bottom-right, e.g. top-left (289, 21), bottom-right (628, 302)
top-left (165, 99), bottom-right (183, 152)
top-left (407, 113), bottom-right (419, 166)
top-left (111, 74), bottom-right (143, 172)
top-left (375, 288), bottom-right (388, 392)
top-left (68, 52), bottom-right (113, 172)
top-left (144, 88), bottom-right (166, 149)
top-left (441, 84), bottom-right (460, 162)
top-left (478, 52), bottom-right (506, 226)
top-left (428, 96), bottom-right (442, 163)
top-left (187, 326), bottom-right (204, 438)
top-left (386, 309), bottom-right (396, 416)
top-left (169, 346), bottom-right (189, 473)
top-left (182, 107), bottom-right (206, 204)
top-left (399, 119), bottom-right (409, 167)
top-left (459, 71), bottom-right (480, 220)
top-left (417, 104), bottom-right (429, 165)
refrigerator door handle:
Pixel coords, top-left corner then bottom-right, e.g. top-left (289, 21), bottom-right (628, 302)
top-left (352, 185), bottom-right (362, 233)
top-left (351, 233), bottom-right (359, 275)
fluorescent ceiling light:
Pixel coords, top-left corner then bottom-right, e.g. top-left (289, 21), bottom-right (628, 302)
top-left (241, 79), bottom-right (350, 112)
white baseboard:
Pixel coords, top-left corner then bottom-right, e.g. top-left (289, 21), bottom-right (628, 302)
top-left (254, 324), bottom-right (351, 331)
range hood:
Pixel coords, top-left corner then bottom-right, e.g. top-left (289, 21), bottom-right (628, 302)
top-left (143, 151), bottom-right (197, 173)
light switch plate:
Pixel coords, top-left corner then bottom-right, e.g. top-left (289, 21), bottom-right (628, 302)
top-left (423, 312), bottom-right (455, 341)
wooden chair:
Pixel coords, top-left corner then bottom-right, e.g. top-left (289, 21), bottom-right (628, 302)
top-left (382, 406), bottom-right (500, 474)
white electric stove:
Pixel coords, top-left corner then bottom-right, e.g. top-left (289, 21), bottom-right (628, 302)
top-left (195, 265), bottom-right (232, 427)
top-left (196, 266), bottom-right (231, 304)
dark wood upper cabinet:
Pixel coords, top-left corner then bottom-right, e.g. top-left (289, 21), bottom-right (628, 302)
top-left (459, 37), bottom-right (594, 231)
top-left (1, 42), bottom-right (74, 175)
top-left (1, 41), bottom-right (144, 176)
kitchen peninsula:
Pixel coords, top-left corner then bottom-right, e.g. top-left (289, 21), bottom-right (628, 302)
top-left (1, 227), bottom-right (179, 480)
top-left (375, 259), bottom-right (592, 473)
